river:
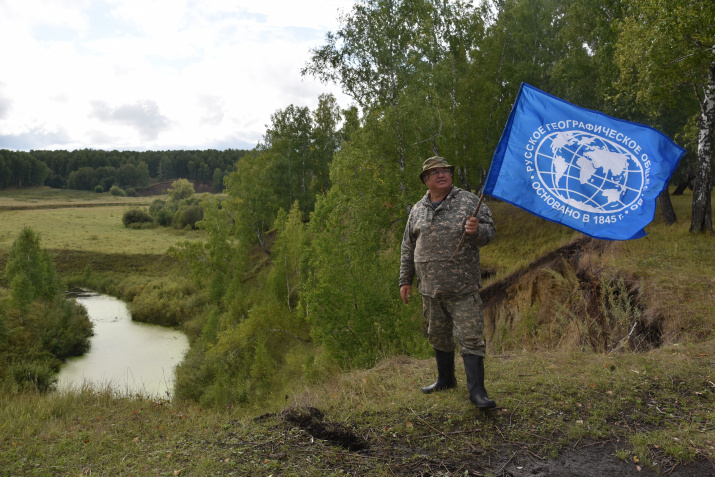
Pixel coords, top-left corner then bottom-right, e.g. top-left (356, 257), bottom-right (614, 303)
top-left (57, 291), bottom-right (189, 399)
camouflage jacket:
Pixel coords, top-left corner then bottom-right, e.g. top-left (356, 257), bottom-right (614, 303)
top-left (399, 187), bottom-right (495, 298)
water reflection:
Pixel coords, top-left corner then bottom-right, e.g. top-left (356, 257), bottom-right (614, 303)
top-left (57, 291), bottom-right (189, 399)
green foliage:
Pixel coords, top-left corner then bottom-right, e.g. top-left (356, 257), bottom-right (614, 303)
top-left (266, 203), bottom-right (307, 311)
top-left (615, 0), bottom-right (714, 233)
top-left (169, 194), bottom-right (245, 303)
top-left (9, 361), bottom-right (58, 393)
top-left (122, 208), bottom-right (153, 228)
top-left (212, 168), bottom-right (226, 193)
top-left (224, 151), bottom-right (281, 253)
top-left (0, 228), bottom-right (92, 393)
top-left (155, 209), bottom-right (174, 227)
top-left (25, 148), bottom-right (246, 191)
top-left (0, 150), bottom-right (49, 189)
top-left (167, 178), bottom-right (195, 202)
top-left (170, 199), bottom-right (324, 408)
top-left (303, 136), bottom-right (429, 368)
top-left (109, 185), bottom-right (126, 196)
top-left (4, 227), bottom-right (58, 308)
top-left (129, 278), bottom-right (202, 327)
top-left (173, 204), bottom-right (204, 230)
top-left (39, 298), bottom-right (93, 360)
top-left (145, 179), bottom-right (206, 229)
top-left (594, 277), bottom-right (643, 352)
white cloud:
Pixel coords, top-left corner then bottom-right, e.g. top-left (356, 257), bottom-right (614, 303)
top-left (0, 0), bottom-right (353, 151)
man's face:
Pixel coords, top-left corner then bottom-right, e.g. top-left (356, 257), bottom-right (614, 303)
top-left (423, 167), bottom-right (453, 196)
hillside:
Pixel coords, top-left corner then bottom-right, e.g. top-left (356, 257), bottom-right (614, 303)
top-left (2, 329), bottom-right (712, 475)
top-left (0, 188), bottom-right (713, 475)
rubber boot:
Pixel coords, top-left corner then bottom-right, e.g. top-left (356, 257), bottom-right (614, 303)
top-left (463, 354), bottom-right (496, 408)
top-left (421, 349), bottom-right (457, 394)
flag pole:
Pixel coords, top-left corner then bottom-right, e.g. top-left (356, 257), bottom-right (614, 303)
top-left (448, 193), bottom-right (484, 261)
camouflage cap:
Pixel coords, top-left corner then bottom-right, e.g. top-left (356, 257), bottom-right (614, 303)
top-left (420, 156), bottom-right (455, 182)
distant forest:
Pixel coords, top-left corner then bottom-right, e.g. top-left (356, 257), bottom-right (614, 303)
top-left (0, 148), bottom-right (249, 193)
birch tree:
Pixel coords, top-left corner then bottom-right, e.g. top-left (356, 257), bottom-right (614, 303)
top-left (616, 0), bottom-right (714, 233)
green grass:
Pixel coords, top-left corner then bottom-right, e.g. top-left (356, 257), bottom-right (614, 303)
top-left (0, 187), bottom-right (204, 255)
top-left (0, 186), bottom-right (151, 208)
top-left (0, 185), bottom-right (713, 475)
top-left (481, 201), bottom-right (581, 281)
top-left (1, 341), bottom-right (712, 475)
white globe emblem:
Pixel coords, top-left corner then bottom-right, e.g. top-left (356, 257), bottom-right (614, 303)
top-left (533, 130), bottom-right (645, 214)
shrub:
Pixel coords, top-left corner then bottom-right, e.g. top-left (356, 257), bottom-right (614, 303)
top-left (149, 198), bottom-right (166, 216)
top-left (129, 278), bottom-right (202, 326)
top-left (122, 208), bottom-right (153, 228)
top-left (109, 185), bottom-right (126, 196)
top-left (125, 187), bottom-right (137, 197)
top-left (40, 299), bottom-right (93, 360)
top-left (168, 179), bottom-right (195, 201)
top-left (155, 209), bottom-right (174, 227)
top-left (174, 205), bottom-right (204, 229)
top-left (10, 361), bottom-right (58, 392)
top-left (94, 185), bottom-right (104, 193)
top-left (99, 176), bottom-right (116, 190)
top-left (5, 227), bottom-right (58, 305)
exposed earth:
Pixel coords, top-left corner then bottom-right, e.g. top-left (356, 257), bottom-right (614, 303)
top-left (270, 406), bottom-right (714, 476)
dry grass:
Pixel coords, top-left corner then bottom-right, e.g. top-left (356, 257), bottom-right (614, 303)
top-left (481, 188), bottom-right (714, 346)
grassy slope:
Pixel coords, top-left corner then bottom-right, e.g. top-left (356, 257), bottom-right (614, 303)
top-left (1, 341), bottom-right (712, 476)
top-left (0, 187), bottom-right (713, 476)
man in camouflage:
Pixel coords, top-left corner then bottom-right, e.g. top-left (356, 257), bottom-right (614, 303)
top-left (399, 156), bottom-right (496, 408)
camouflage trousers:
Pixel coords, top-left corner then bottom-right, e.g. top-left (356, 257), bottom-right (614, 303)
top-left (422, 293), bottom-right (486, 357)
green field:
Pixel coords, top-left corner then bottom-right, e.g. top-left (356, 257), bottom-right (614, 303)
top-left (0, 187), bottom-right (205, 255)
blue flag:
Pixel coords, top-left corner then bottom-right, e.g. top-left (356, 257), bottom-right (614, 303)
top-left (484, 83), bottom-right (686, 240)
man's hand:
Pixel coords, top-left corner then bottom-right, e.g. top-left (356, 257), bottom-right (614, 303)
top-left (400, 284), bottom-right (412, 304)
top-left (465, 215), bottom-right (479, 235)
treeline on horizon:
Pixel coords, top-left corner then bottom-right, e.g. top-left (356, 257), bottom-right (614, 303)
top-left (2, 0), bottom-right (712, 405)
top-left (0, 148), bottom-right (250, 193)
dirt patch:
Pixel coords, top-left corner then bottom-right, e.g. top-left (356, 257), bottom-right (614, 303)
top-left (271, 407), bottom-right (714, 476)
top-left (282, 407), bottom-right (369, 451)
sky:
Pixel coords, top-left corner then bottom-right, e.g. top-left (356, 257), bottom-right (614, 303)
top-left (0, 0), bottom-right (355, 152)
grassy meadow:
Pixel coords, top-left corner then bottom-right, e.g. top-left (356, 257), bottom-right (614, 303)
top-left (0, 187), bottom-right (205, 255)
top-left (0, 185), bottom-right (713, 475)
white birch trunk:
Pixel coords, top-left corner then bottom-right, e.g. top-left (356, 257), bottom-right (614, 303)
top-left (689, 60), bottom-right (714, 233)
